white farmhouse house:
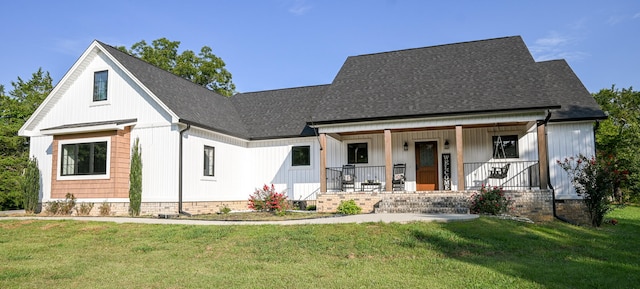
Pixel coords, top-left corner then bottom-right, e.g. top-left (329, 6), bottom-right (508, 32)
top-left (19, 36), bottom-right (605, 221)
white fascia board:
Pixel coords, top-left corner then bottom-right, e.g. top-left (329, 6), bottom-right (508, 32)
top-left (41, 121), bottom-right (136, 136)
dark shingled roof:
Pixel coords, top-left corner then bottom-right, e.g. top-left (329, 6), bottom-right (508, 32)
top-left (536, 60), bottom-right (607, 122)
top-left (231, 85), bottom-right (329, 139)
top-left (98, 42), bottom-right (251, 139)
top-left (313, 36), bottom-right (562, 123)
top-left (96, 36), bottom-right (604, 139)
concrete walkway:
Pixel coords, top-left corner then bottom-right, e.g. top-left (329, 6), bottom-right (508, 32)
top-left (0, 211), bottom-right (478, 225)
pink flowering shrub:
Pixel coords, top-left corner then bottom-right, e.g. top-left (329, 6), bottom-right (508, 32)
top-left (557, 154), bottom-right (622, 227)
top-left (248, 184), bottom-right (290, 215)
top-left (469, 185), bottom-right (512, 215)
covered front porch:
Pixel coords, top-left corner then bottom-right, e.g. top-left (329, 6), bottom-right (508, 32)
top-left (316, 111), bottom-right (551, 194)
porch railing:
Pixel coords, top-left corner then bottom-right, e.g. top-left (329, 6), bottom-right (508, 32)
top-left (463, 160), bottom-right (540, 190)
top-left (326, 165), bottom-right (386, 192)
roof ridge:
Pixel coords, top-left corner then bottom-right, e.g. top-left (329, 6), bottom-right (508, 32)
top-left (351, 35), bottom-right (522, 58)
top-left (238, 83), bottom-right (331, 95)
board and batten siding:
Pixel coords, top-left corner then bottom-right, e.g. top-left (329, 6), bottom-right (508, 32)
top-left (180, 127), bottom-right (250, 202)
top-left (28, 135), bottom-right (53, 201)
top-left (248, 137), bottom-right (320, 200)
top-left (130, 125), bottom-right (180, 202)
top-left (547, 121), bottom-right (596, 199)
top-left (31, 50), bottom-right (172, 133)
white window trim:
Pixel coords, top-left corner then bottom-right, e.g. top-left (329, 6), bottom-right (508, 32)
top-left (201, 144), bottom-right (217, 181)
top-left (345, 139), bottom-right (371, 165)
top-left (90, 69), bottom-right (111, 107)
top-left (57, 136), bottom-right (111, 180)
top-left (290, 143), bottom-right (314, 170)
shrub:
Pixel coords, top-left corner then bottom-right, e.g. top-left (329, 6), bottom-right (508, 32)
top-left (76, 202), bottom-right (94, 216)
top-left (248, 184), bottom-right (290, 216)
top-left (336, 199), bottom-right (361, 215)
top-left (306, 205), bottom-right (317, 211)
top-left (98, 201), bottom-right (111, 216)
top-left (22, 157), bottom-right (40, 213)
top-left (45, 193), bottom-right (76, 215)
top-left (219, 205), bottom-right (231, 214)
top-left (470, 185), bottom-right (512, 215)
top-left (557, 154), bottom-right (618, 227)
top-left (129, 137), bottom-right (142, 216)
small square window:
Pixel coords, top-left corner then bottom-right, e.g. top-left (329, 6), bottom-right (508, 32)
top-left (347, 143), bottom-right (368, 164)
top-left (492, 135), bottom-right (518, 158)
top-left (204, 146), bottom-right (215, 176)
top-left (292, 146), bottom-right (310, 166)
top-left (93, 70), bottom-right (108, 101)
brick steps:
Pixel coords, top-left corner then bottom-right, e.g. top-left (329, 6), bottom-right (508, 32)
top-left (374, 193), bottom-right (470, 214)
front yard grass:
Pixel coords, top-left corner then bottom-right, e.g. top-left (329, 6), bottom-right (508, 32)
top-left (1, 206), bottom-right (638, 288)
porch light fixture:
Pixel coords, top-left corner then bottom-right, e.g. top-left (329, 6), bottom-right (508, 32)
top-left (403, 142), bottom-right (408, 151)
top-left (444, 140), bottom-right (450, 149)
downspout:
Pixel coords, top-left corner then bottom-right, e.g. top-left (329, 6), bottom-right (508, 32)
top-left (178, 123), bottom-right (191, 217)
top-left (543, 111), bottom-right (578, 225)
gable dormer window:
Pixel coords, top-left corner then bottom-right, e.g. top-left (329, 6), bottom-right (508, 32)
top-left (93, 70), bottom-right (108, 101)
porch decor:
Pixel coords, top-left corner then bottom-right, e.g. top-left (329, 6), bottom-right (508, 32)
top-left (489, 134), bottom-right (511, 179)
top-left (392, 163), bottom-right (406, 191)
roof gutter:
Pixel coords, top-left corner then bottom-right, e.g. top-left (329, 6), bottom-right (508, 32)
top-left (178, 123), bottom-right (192, 217)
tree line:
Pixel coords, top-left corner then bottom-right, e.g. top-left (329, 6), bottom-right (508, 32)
top-left (0, 38), bottom-right (638, 210)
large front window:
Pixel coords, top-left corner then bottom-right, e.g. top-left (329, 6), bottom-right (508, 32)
top-left (61, 141), bottom-right (108, 175)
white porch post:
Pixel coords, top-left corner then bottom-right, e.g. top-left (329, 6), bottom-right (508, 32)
top-left (384, 129), bottom-right (393, 191)
top-left (456, 125), bottom-right (465, 190)
top-left (320, 133), bottom-right (327, 193)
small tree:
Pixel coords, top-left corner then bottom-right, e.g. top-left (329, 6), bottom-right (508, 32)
top-left (129, 138), bottom-right (142, 216)
top-left (22, 157), bottom-right (40, 213)
top-left (557, 154), bottom-right (617, 227)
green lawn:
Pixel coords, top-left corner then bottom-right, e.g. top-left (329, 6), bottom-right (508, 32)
top-left (1, 206), bottom-right (639, 289)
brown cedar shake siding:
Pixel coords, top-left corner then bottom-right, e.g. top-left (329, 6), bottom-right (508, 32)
top-left (50, 127), bottom-right (131, 199)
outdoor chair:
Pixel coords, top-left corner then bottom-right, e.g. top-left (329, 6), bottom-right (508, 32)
top-left (392, 163), bottom-right (406, 191)
top-left (341, 164), bottom-right (356, 191)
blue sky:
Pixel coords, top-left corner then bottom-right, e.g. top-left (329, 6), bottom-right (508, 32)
top-left (1, 0), bottom-right (638, 94)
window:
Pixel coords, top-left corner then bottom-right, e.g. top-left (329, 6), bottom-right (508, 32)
top-left (492, 135), bottom-right (519, 158)
top-left (292, 146), bottom-right (310, 166)
top-left (93, 70), bottom-right (108, 101)
top-left (61, 141), bottom-right (108, 176)
top-left (347, 143), bottom-right (368, 164)
top-left (204, 146), bottom-right (215, 176)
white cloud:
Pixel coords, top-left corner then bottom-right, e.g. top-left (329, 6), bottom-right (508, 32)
top-left (606, 15), bottom-right (625, 26)
top-left (288, 0), bottom-right (312, 15)
top-left (530, 32), bottom-right (588, 61)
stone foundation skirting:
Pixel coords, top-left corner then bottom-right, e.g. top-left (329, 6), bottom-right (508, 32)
top-left (39, 199), bottom-right (317, 216)
top-left (317, 189), bottom-right (554, 222)
top-left (554, 199), bottom-right (590, 225)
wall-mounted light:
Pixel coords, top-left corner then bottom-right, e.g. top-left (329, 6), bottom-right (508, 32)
top-left (444, 140), bottom-right (450, 149)
top-left (403, 142), bottom-right (409, 151)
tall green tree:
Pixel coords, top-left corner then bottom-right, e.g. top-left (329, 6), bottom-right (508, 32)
top-left (129, 137), bottom-right (142, 216)
top-left (118, 38), bottom-right (236, 96)
top-left (0, 68), bottom-right (52, 209)
top-left (593, 85), bottom-right (640, 203)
